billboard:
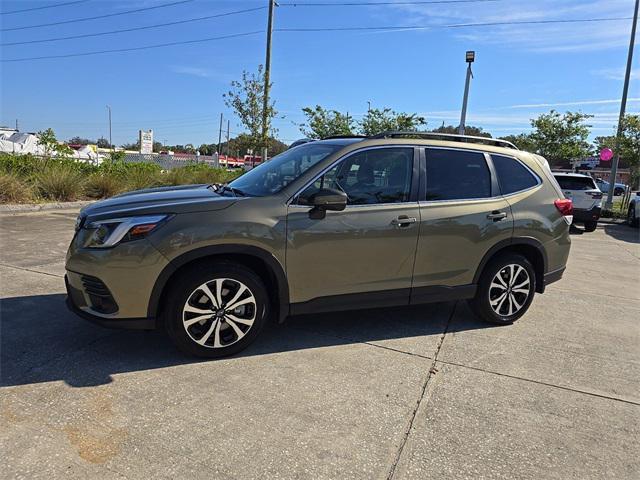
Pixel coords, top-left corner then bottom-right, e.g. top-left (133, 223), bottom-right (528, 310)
top-left (139, 129), bottom-right (153, 154)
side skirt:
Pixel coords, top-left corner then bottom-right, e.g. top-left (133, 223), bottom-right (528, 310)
top-left (289, 284), bottom-right (477, 316)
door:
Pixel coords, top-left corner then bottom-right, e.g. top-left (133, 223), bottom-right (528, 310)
top-left (411, 148), bottom-right (513, 301)
top-left (286, 146), bottom-right (420, 310)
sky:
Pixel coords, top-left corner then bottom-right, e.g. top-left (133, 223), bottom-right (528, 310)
top-left (0, 0), bottom-right (638, 147)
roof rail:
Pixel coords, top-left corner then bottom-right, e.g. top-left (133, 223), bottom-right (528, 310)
top-left (368, 131), bottom-right (519, 150)
top-left (322, 134), bottom-right (368, 140)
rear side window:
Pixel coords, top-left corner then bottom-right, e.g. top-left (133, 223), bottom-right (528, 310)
top-left (554, 175), bottom-right (597, 191)
top-left (426, 149), bottom-right (491, 201)
top-left (492, 155), bottom-right (539, 195)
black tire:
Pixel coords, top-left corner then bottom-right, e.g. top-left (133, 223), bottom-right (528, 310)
top-left (468, 253), bottom-right (536, 325)
top-left (614, 187), bottom-right (624, 196)
top-left (164, 263), bottom-right (269, 358)
top-left (629, 205), bottom-right (639, 228)
top-left (584, 221), bottom-right (597, 232)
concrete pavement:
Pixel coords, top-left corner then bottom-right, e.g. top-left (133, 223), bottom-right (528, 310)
top-left (1, 210), bottom-right (638, 479)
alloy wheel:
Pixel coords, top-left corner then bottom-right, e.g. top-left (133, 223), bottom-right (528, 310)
top-left (488, 264), bottom-right (531, 317)
top-left (182, 278), bottom-right (257, 348)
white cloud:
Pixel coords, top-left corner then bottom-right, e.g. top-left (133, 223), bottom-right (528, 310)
top-left (591, 68), bottom-right (640, 81)
top-left (390, 0), bottom-right (635, 52)
top-left (506, 98), bottom-right (640, 109)
top-left (170, 66), bottom-right (214, 78)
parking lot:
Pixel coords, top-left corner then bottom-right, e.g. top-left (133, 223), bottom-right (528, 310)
top-left (1, 208), bottom-right (638, 479)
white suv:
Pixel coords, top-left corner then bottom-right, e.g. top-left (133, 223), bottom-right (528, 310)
top-left (628, 193), bottom-right (640, 228)
top-left (554, 173), bottom-right (602, 232)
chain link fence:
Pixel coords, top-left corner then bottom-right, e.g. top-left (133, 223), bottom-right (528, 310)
top-left (122, 153), bottom-right (219, 169)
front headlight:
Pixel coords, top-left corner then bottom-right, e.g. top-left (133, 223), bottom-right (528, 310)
top-left (84, 215), bottom-right (169, 248)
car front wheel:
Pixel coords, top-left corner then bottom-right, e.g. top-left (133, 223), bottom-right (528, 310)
top-left (165, 263), bottom-right (269, 358)
top-left (584, 221), bottom-right (597, 232)
top-left (469, 253), bottom-right (536, 325)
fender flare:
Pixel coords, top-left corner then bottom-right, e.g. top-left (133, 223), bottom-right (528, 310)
top-left (147, 244), bottom-right (289, 322)
top-left (472, 237), bottom-right (548, 288)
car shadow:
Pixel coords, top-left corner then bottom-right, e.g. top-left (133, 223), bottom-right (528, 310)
top-left (603, 223), bottom-right (639, 244)
top-left (1, 293), bottom-right (495, 388)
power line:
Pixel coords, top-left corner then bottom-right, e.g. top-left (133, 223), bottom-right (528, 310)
top-left (2, 31), bottom-right (263, 62)
top-left (0, 0), bottom-right (195, 32)
top-left (1, 0), bottom-right (90, 15)
top-left (280, 0), bottom-right (498, 5)
top-left (2, 17), bottom-right (632, 62)
top-left (276, 16), bottom-right (633, 32)
top-left (1, 6), bottom-right (267, 46)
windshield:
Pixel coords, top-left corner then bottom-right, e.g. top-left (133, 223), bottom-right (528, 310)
top-left (228, 143), bottom-right (342, 196)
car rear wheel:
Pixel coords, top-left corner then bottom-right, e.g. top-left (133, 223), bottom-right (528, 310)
top-left (165, 263), bottom-right (269, 358)
top-left (469, 253), bottom-right (536, 325)
top-left (629, 204), bottom-right (639, 228)
top-left (584, 221), bottom-right (597, 232)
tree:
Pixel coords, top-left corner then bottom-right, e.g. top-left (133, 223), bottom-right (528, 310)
top-left (38, 128), bottom-right (73, 157)
top-left (96, 137), bottom-right (110, 148)
top-left (298, 105), bottom-right (355, 139)
top-left (594, 114), bottom-right (640, 186)
top-left (224, 65), bottom-right (277, 155)
top-left (432, 124), bottom-right (492, 138)
top-left (499, 133), bottom-right (538, 152)
top-left (529, 110), bottom-right (593, 167)
top-left (359, 108), bottom-right (426, 136)
top-left (68, 136), bottom-right (94, 145)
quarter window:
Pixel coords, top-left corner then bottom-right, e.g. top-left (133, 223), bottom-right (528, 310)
top-left (492, 155), bottom-right (539, 194)
top-left (298, 147), bottom-right (413, 205)
top-left (425, 149), bottom-right (491, 201)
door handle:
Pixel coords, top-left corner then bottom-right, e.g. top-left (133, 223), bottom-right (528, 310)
top-left (391, 215), bottom-right (417, 227)
top-left (487, 211), bottom-right (507, 221)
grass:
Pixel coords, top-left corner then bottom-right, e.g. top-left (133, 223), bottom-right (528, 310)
top-left (0, 153), bottom-right (242, 204)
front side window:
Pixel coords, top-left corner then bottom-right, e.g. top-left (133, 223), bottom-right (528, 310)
top-left (298, 147), bottom-right (413, 205)
top-left (229, 143), bottom-right (342, 196)
top-left (493, 154), bottom-right (539, 194)
top-left (426, 149), bottom-right (491, 201)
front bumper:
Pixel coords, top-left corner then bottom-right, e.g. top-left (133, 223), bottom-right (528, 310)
top-left (65, 275), bottom-right (156, 329)
top-left (573, 206), bottom-right (601, 223)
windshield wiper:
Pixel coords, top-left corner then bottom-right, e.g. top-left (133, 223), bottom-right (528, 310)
top-left (209, 183), bottom-right (247, 197)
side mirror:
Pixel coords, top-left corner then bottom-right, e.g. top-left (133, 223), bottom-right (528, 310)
top-left (308, 188), bottom-right (347, 219)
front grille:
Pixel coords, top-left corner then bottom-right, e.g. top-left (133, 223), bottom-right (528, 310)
top-left (81, 275), bottom-right (119, 314)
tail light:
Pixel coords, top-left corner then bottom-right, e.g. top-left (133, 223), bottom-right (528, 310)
top-left (554, 198), bottom-right (573, 225)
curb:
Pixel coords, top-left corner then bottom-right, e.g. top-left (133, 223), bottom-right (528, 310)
top-left (597, 218), bottom-right (627, 225)
top-left (0, 200), bottom-right (95, 214)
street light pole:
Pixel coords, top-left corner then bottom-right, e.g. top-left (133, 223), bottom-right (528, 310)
top-left (261, 0), bottom-right (276, 162)
top-left (605, 0), bottom-right (638, 211)
top-left (459, 50), bottom-right (475, 136)
top-left (106, 105), bottom-right (112, 150)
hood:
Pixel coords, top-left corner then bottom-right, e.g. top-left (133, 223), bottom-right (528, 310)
top-left (80, 184), bottom-right (237, 222)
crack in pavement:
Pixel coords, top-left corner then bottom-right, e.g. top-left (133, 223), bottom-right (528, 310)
top-left (386, 302), bottom-right (457, 480)
top-left (0, 262), bottom-right (64, 279)
top-left (290, 306), bottom-right (640, 409)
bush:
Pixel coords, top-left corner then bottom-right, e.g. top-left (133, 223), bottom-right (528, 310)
top-left (85, 173), bottom-right (123, 199)
top-left (124, 163), bottom-right (163, 191)
top-left (0, 153), bottom-right (44, 177)
top-left (34, 163), bottom-right (86, 201)
top-left (0, 172), bottom-right (35, 203)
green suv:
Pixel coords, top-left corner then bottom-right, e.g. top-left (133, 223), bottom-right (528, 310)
top-left (66, 133), bottom-right (572, 357)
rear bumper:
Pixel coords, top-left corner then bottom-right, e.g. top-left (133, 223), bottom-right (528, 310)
top-left (573, 206), bottom-right (601, 223)
top-left (543, 266), bottom-right (565, 288)
top-left (65, 275), bottom-right (156, 330)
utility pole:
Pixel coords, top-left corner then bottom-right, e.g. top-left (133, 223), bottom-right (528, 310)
top-left (226, 119), bottom-right (230, 158)
top-left (367, 101), bottom-right (371, 113)
top-left (15, 119), bottom-right (18, 131)
top-left (217, 113), bottom-right (223, 157)
top-left (458, 51), bottom-right (475, 135)
top-left (106, 105), bottom-right (112, 150)
top-left (605, 0), bottom-right (638, 210)
top-left (261, 0), bottom-right (276, 162)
